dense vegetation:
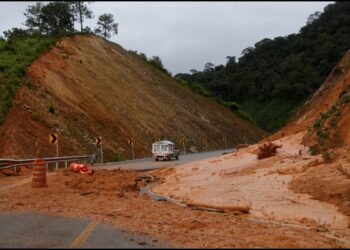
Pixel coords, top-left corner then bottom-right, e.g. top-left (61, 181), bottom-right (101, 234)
top-left (0, 31), bottom-right (58, 124)
top-left (175, 2), bottom-right (350, 132)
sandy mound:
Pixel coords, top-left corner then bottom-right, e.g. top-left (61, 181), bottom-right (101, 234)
top-left (0, 168), bottom-right (343, 248)
top-left (151, 132), bottom-right (349, 231)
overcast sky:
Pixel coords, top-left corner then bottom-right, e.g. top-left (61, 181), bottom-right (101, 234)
top-left (0, 1), bottom-right (332, 74)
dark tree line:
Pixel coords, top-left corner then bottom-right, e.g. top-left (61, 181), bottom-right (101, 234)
top-left (175, 2), bottom-right (350, 131)
top-left (129, 50), bottom-right (171, 76)
top-left (4, 1), bottom-right (118, 39)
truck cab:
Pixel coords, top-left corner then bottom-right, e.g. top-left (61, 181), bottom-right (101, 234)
top-left (152, 140), bottom-right (179, 161)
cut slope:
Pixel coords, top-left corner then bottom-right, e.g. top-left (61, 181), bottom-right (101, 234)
top-left (0, 34), bottom-right (265, 160)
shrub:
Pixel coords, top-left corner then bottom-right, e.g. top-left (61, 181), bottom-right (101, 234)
top-left (309, 145), bottom-right (320, 155)
top-left (48, 104), bottom-right (55, 114)
top-left (322, 150), bottom-right (332, 162)
top-left (113, 150), bottom-right (122, 162)
top-left (31, 111), bottom-right (41, 121)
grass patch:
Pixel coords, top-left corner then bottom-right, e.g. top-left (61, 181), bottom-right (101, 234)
top-left (240, 98), bottom-right (304, 132)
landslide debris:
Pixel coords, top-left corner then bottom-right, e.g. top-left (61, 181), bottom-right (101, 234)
top-left (257, 142), bottom-right (282, 159)
top-left (149, 48), bottom-right (350, 244)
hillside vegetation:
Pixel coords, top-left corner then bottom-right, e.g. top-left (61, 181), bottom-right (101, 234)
top-left (0, 31), bottom-right (58, 124)
top-left (175, 2), bottom-right (350, 132)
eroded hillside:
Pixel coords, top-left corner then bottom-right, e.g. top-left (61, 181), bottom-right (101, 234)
top-left (0, 34), bottom-right (264, 160)
top-left (149, 48), bottom-right (350, 247)
top-left (269, 48), bottom-right (350, 144)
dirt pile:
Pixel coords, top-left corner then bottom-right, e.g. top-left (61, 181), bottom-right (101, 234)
top-left (0, 168), bottom-right (342, 248)
top-left (0, 34), bottom-right (265, 161)
top-left (290, 149), bottom-right (350, 217)
top-left (61, 168), bottom-right (142, 197)
top-left (151, 133), bottom-right (349, 228)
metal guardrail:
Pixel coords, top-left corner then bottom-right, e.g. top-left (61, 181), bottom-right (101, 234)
top-left (0, 155), bottom-right (97, 170)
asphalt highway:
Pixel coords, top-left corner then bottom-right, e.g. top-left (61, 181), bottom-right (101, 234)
top-left (0, 211), bottom-right (170, 248)
top-left (0, 149), bottom-right (233, 248)
top-left (95, 149), bottom-right (234, 171)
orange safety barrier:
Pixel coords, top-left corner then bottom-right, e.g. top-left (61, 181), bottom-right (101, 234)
top-left (31, 158), bottom-right (48, 188)
top-left (70, 163), bottom-right (94, 175)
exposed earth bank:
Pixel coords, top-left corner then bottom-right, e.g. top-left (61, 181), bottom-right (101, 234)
top-left (0, 34), bottom-right (265, 161)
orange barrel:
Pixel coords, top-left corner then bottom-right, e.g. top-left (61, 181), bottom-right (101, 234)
top-left (31, 158), bottom-right (48, 188)
top-left (70, 163), bottom-right (82, 173)
top-left (80, 164), bottom-right (88, 172)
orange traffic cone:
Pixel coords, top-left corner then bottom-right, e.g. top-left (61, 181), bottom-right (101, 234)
top-left (31, 158), bottom-right (48, 188)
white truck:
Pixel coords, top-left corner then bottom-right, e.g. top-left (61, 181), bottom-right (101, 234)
top-left (152, 140), bottom-right (179, 161)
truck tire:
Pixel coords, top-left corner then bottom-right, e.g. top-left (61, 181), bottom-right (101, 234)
top-left (175, 156), bottom-right (179, 160)
top-left (155, 158), bottom-right (159, 161)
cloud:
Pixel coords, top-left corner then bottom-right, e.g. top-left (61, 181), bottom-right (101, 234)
top-left (0, 1), bottom-right (332, 74)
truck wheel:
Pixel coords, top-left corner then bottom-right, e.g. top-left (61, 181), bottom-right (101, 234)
top-left (155, 158), bottom-right (159, 161)
top-left (175, 156), bottom-right (179, 160)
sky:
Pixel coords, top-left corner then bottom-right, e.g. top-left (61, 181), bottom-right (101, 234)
top-left (0, 1), bottom-right (332, 74)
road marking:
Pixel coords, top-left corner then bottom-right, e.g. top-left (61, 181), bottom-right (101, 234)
top-left (69, 221), bottom-right (98, 248)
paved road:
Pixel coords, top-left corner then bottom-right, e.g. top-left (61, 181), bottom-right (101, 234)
top-left (0, 150), bottom-right (233, 248)
top-left (95, 149), bottom-right (234, 171)
top-left (0, 211), bottom-right (170, 248)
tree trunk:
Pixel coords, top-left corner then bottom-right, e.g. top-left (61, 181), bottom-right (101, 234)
top-left (79, 2), bottom-right (83, 31)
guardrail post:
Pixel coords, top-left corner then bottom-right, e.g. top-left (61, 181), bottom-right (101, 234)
top-left (46, 163), bottom-right (48, 172)
top-left (65, 161), bottom-right (68, 168)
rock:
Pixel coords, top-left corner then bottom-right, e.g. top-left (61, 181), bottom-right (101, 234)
top-left (336, 164), bottom-right (350, 179)
top-left (23, 104), bottom-right (31, 110)
top-left (80, 191), bottom-right (95, 196)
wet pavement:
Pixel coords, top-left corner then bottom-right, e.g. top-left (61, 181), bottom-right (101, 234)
top-left (96, 149), bottom-right (234, 171)
top-left (0, 211), bottom-right (171, 248)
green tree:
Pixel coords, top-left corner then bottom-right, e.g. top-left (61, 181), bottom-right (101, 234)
top-left (148, 56), bottom-right (171, 75)
top-left (39, 1), bottom-right (75, 35)
top-left (3, 28), bottom-right (30, 40)
top-left (23, 2), bottom-right (44, 33)
top-left (94, 13), bottom-right (118, 39)
top-left (175, 2), bottom-right (350, 132)
top-left (204, 62), bottom-right (214, 72)
top-left (71, 1), bottom-right (94, 31)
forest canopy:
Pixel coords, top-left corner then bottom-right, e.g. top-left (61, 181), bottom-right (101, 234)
top-left (175, 2), bottom-right (350, 132)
